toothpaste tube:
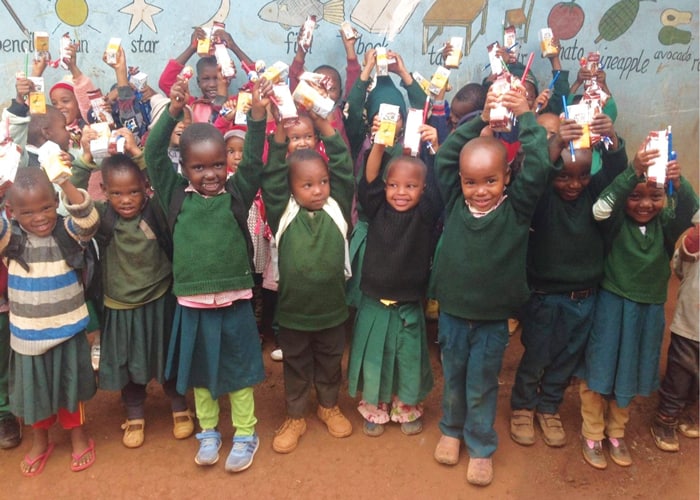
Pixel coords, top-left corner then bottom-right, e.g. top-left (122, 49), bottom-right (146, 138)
top-left (646, 128), bottom-right (670, 188)
top-left (108, 131), bottom-right (126, 155)
top-left (299, 15), bottom-right (317, 53)
top-left (214, 43), bottom-right (236, 78)
top-left (487, 42), bottom-right (505, 76)
top-left (59, 33), bottom-right (72, 70)
top-left (341, 21), bottom-right (358, 40)
top-left (87, 89), bottom-right (115, 126)
top-left (489, 74), bottom-right (513, 132)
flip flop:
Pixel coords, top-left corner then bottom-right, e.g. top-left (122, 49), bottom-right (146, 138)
top-left (70, 438), bottom-right (96, 472)
top-left (21, 442), bottom-right (55, 477)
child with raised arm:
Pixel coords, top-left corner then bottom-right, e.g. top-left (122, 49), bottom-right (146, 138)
top-left (262, 110), bottom-right (354, 454)
top-left (347, 130), bottom-right (442, 436)
top-left (579, 141), bottom-right (698, 470)
top-left (651, 212), bottom-right (700, 452)
top-left (509, 113), bottom-right (627, 448)
top-left (431, 84), bottom-right (551, 486)
top-left (1, 166), bottom-right (99, 475)
top-left (144, 76), bottom-right (271, 472)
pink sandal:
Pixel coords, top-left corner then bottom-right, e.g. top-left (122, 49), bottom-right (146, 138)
top-left (71, 438), bottom-right (96, 472)
top-left (21, 442), bottom-right (55, 477)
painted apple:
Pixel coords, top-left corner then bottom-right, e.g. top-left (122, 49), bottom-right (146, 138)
top-left (547, 1), bottom-right (586, 40)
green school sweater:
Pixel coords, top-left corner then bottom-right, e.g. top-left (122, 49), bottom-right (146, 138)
top-left (596, 166), bottom-right (699, 303)
top-left (527, 138), bottom-right (628, 293)
top-left (262, 131), bottom-right (354, 331)
top-left (144, 107), bottom-right (266, 296)
top-left (432, 112), bottom-right (552, 320)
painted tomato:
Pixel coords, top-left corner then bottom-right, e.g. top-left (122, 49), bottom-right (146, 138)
top-left (547, 1), bottom-right (586, 40)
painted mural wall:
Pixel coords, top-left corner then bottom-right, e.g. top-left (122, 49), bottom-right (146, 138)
top-left (0, 0), bottom-right (698, 185)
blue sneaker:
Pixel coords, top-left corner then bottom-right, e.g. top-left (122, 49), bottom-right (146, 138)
top-left (194, 430), bottom-right (222, 466)
top-left (225, 433), bottom-right (259, 472)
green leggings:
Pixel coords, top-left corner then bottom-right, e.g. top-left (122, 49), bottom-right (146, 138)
top-left (193, 386), bottom-right (256, 436)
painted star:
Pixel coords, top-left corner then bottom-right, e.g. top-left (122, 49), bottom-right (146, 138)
top-left (120, 0), bottom-right (163, 33)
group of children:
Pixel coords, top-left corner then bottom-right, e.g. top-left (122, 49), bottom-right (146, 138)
top-left (0, 22), bottom-right (697, 488)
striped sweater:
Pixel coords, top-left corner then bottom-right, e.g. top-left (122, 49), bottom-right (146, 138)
top-left (0, 189), bottom-right (99, 355)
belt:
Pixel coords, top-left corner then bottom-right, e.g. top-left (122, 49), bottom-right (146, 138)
top-left (534, 288), bottom-right (596, 300)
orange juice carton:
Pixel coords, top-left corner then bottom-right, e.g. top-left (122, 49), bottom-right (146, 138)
top-left (444, 37), bottom-right (463, 69)
top-left (341, 21), bottom-right (358, 40)
top-left (214, 43), bottom-right (236, 78)
top-left (292, 80), bottom-right (335, 118)
top-left (412, 72), bottom-right (430, 95)
top-left (566, 103), bottom-right (593, 149)
top-left (234, 91), bottom-right (252, 125)
top-left (130, 71), bottom-right (148, 92)
top-left (89, 122), bottom-right (112, 160)
top-left (429, 66), bottom-right (450, 95)
top-left (403, 108), bottom-right (424, 157)
top-left (272, 84), bottom-right (298, 124)
top-left (87, 89), bottom-right (114, 126)
top-left (261, 61), bottom-right (289, 84)
top-left (376, 47), bottom-right (389, 76)
top-left (38, 141), bottom-right (71, 184)
top-left (299, 15), bottom-right (317, 52)
top-left (197, 26), bottom-right (212, 56)
top-left (105, 37), bottom-right (121, 64)
top-left (539, 28), bottom-right (558, 58)
top-left (646, 128), bottom-right (670, 188)
top-left (374, 103), bottom-right (400, 147)
top-left (33, 31), bottom-right (50, 61)
top-left (489, 74), bottom-right (513, 132)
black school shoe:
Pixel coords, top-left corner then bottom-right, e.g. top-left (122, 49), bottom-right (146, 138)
top-left (0, 415), bottom-right (21, 449)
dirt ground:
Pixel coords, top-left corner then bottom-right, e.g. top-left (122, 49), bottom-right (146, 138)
top-left (2, 278), bottom-right (697, 499)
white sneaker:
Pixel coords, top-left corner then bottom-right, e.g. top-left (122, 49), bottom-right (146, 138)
top-left (270, 348), bottom-right (283, 362)
top-left (91, 343), bottom-right (101, 371)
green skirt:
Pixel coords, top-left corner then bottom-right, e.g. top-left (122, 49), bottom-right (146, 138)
top-left (347, 295), bottom-right (434, 406)
top-left (166, 301), bottom-right (265, 399)
top-left (99, 293), bottom-right (175, 391)
top-left (10, 333), bottom-right (96, 425)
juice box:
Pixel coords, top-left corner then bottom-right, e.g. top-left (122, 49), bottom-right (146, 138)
top-left (89, 122), bottom-right (112, 160)
top-left (235, 91), bottom-right (252, 125)
top-left (411, 72), bottom-right (430, 95)
top-left (87, 89), bottom-right (114, 126)
top-left (376, 47), bottom-right (389, 76)
top-left (261, 61), bottom-right (289, 84)
top-left (214, 43), bottom-right (236, 78)
top-left (403, 108), bottom-right (423, 157)
top-left (272, 84), bottom-right (298, 124)
top-left (539, 28), bottom-right (559, 58)
top-left (489, 74), bottom-right (513, 132)
top-left (38, 141), bottom-right (71, 184)
top-left (566, 103), bottom-right (593, 149)
top-left (33, 31), bottom-right (49, 61)
top-left (105, 38), bottom-right (121, 64)
top-left (444, 37), bottom-right (463, 69)
top-left (130, 71), bottom-right (148, 92)
top-left (292, 80), bottom-right (335, 118)
top-left (487, 41), bottom-right (505, 75)
top-left (29, 91), bottom-right (46, 114)
top-left (341, 21), bottom-right (358, 39)
top-left (299, 15), bottom-right (317, 52)
top-left (0, 140), bottom-right (21, 187)
top-left (503, 25), bottom-right (518, 57)
top-left (59, 33), bottom-right (72, 70)
top-left (374, 103), bottom-right (400, 147)
top-left (428, 66), bottom-right (450, 95)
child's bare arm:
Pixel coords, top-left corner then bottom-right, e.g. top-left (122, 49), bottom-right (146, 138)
top-left (365, 116), bottom-right (384, 183)
top-left (175, 28), bottom-right (203, 66)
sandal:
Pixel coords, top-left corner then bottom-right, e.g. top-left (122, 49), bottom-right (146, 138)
top-left (172, 410), bottom-right (195, 440)
top-left (121, 419), bottom-right (145, 448)
top-left (71, 438), bottom-right (96, 472)
top-left (21, 442), bottom-right (55, 477)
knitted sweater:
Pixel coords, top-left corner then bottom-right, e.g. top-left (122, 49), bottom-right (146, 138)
top-left (0, 190), bottom-right (99, 355)
top-left (432, 112), bottom-right (552, 320)
top-left (593, 167), bottom-right (698, 304)
top-left (527, 138), bottom-right (628, 293)
top-left (359, 162), bottom-right (443, 302)
top-left (262, 131), bottom-right (354, 331)
top-left (144, 107), bottom-right (266, 296)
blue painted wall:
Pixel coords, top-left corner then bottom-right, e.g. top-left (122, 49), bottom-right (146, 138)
top-left (1, 0), bottom-right (698, 185)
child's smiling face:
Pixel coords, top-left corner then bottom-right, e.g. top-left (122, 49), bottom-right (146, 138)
top-left (8, 184), bottom-right (59, 237)
top-left (384, 159), bottom-right (426, 212)
top-left (625, 182), bottom-right (665, 224)
top-left (196, 64), bottom-right (219, 101)
top-left (50, 87), bottom-right (80, 125)
top-left (286, 116), bottom-right (318, 153)
top-left (459, 138), bottom-right (510, 212)
top-left (553, 150), bottom-right (592, 201)
top-left (181, 139), bottom-right (228, 196)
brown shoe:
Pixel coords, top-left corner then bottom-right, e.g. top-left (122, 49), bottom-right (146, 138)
top-left (581, 436), bottom-right (607, 470)
top-left (434, 434), bottom-right (461, 465)
top-left (607, 437), bottom-right (632, 467)
top-left (536, 412), bottom-right (566, 447)
top-left (678, 413), bottom-right (700, 438)
top-left (510, 409), bottom-right (535, 446)
top-left (172, 410), bottom-right (195, 440)
top-left (121, 419), bottom-right (145, 448)
top-left (317, 406), bottom-right (352, 438)
top-left (467, 457), bottom-right (493, 486)
top-left (272, 417), bottom-right (307, 454)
